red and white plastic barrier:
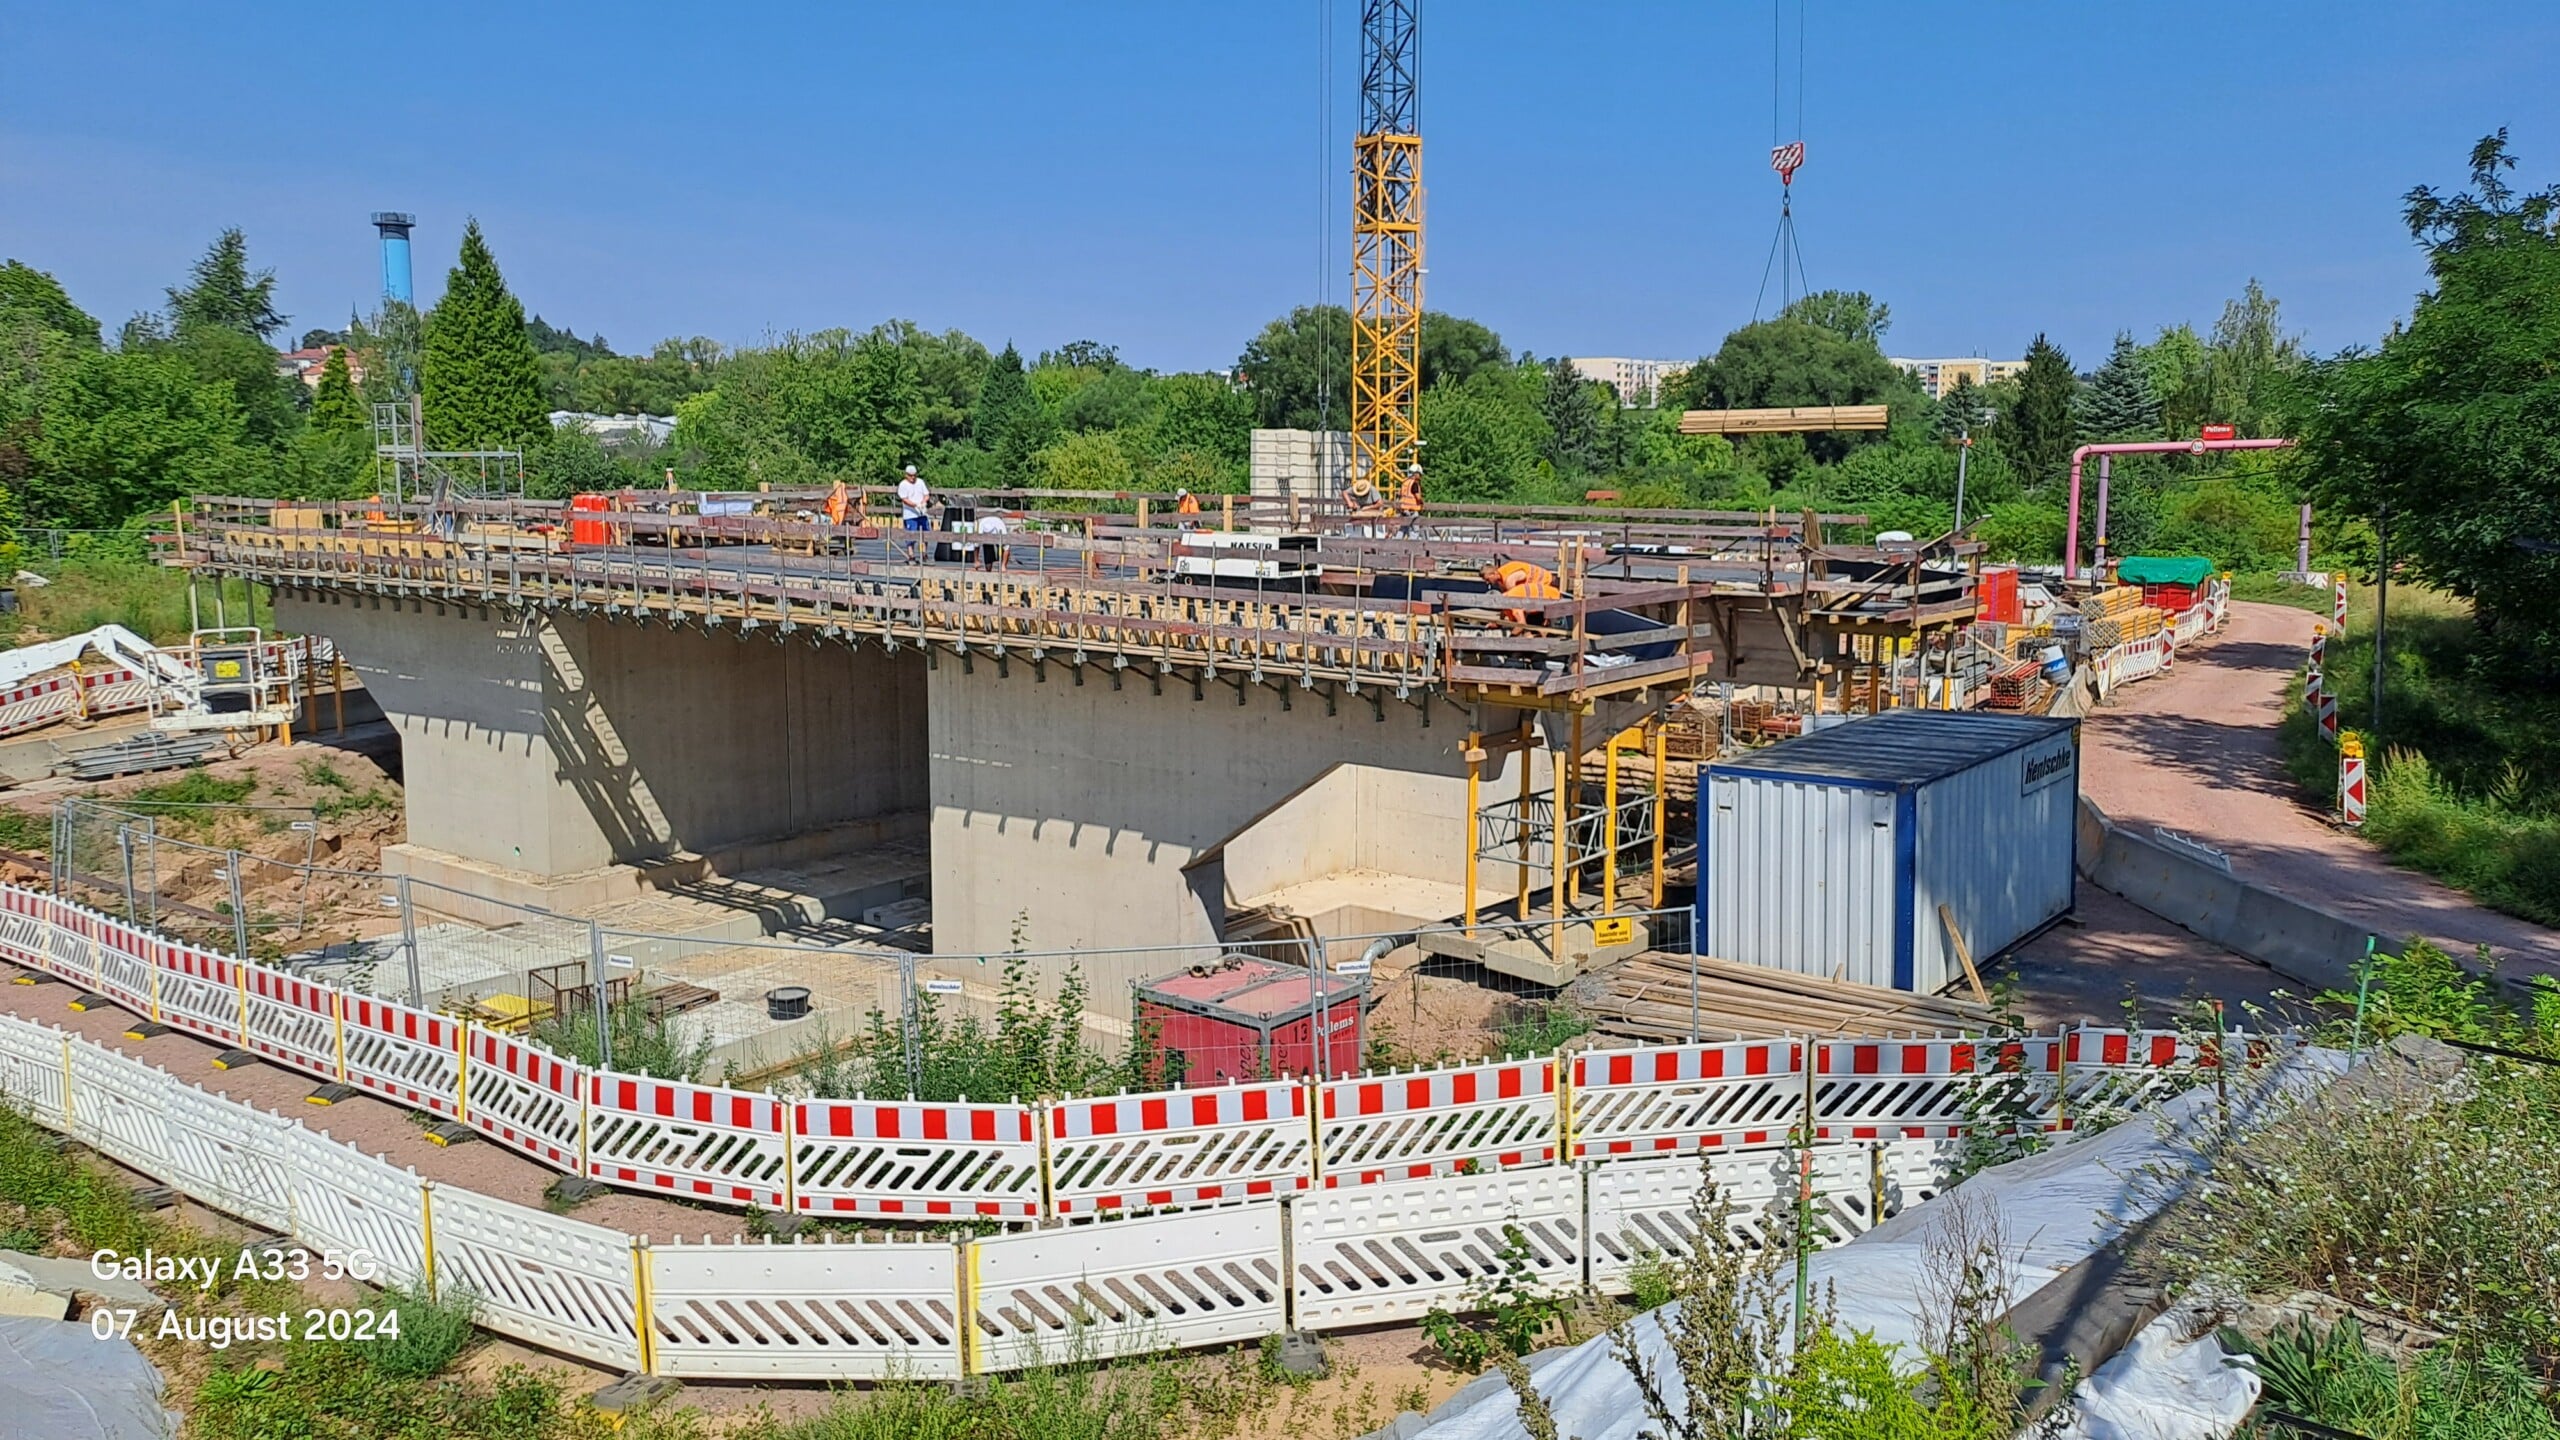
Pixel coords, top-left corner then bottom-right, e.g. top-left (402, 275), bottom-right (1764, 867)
top-left (1318, 1058), bottom-right (1556, 1186)
top-left (1044, 1080), bottom-right (1311, 1214)
top-left (793, 1099), bottom-right (1041, 1218)
top-left (1569, 1039), bottom-right (1802, 1159)
top-left (2340, 735), bottom-right (2368, 827)
top-left (241, 967), bottom-right (336, 1070)
top-left (585, 1074), bottom-right (789, 1208)
top-left (463, 1027), bottom-right (585, 1168)
top-left (340, 995), bottom-right (462, 1115)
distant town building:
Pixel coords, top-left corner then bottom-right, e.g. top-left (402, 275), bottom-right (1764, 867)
top-left (1888, 356), bottom-right (2026, 400)
top-left (548, 411), bottom-right (676, 446)
top-left (1569, 357), bottom-right (1688, 407)
top-left (274, 346), bottom-right (367, 390)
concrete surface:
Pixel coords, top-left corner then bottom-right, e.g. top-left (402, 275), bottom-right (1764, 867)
top-left (2078, 600), bottom-right (2560, 980)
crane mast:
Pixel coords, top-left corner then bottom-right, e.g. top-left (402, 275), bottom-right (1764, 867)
top-left (1351, 0), bottom-right (1422, 488)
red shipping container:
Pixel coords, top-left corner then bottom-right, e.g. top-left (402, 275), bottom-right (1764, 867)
top-left (2139, 582), bottom-right (2198, 612)
top-left (568, 493), bottom-right (611, 547)
top-left (1976, 565), bottom-right (2022, 625)
top-left (1137, 956), bottom-right (1366, 1085)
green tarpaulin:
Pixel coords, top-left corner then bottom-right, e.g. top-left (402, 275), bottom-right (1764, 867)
top-left (2116, 555), bottom-right (2215, 586)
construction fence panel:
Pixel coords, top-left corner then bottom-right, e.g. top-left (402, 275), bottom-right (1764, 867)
top-left (648, 1237), bottom-right (963, 1381)
top-left (282, 1125), bottom-right (430, 1291)
top-left (156, 944), bottom-right (244, 1045)
top-left (460, 1027), bottom-right (585, 1169)
top-left (340, 996), bottom-right (463, 1116)
top-left (89, 919), bottom-right (156, 1016)
top-left (1570, 1039), bottom-right (1805, 1160)
top-left (1815, 1038), bottom-right (2017, 1143)
top-left (158, 1080), bottom-right (299, 1235)
top-left (41, 901), bottom-right (95, 985)
top-left (242, 968), bottom-right (339, 1076)
top-left (0, 673), bottom-right (83, 738)
top-left (972, 1203), bottom-right (1285, 1371)
top-left (792, 1099), bottom-right (1041, 1220)
top-left (2058, 1027), bottom-right (2230, 1131)
top-left (0, 1014), bottom-right (69, 1125)
top-left (0, 894), bottom-right (60, 976)
top-left (1317, 1058), bottom-right (1558, 1188)
top-left (1289, 1166), bottom-right (1583, 1332)
top-left (1045, 1081), bottom-right (1311, 1215)
top-left (425, 1183), bottom-right (641, 1372)
top-left (66, 1037), bottom-right (174, 1175)
top-left (585, 1074), bottom-right (789, 1209)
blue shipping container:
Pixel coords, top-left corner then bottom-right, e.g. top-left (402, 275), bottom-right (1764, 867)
top-left (1696, 711), bottom-right (2080, 994)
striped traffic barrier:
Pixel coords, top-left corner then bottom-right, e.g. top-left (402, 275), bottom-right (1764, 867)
top-left (2341, 733), bottom-right (2368, 827)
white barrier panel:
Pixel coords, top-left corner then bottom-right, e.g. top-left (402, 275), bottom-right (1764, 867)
top-left (1814, 1037), bottom-right (2043, 1143)
top-left (586, 1075), bottom-right (788, 1208)
top-left (974, 1203), bottom-right (1285, 1370)
top-left (2058, 1026), bottom-right (2228, 1130)
top-left (426, 1183), bottom-right (641, 1371)
top-left (0, 1014), bottom-right (68, 1125)
top-left (242, 968), bottom-right (337, 1073)
top-left (1570, 1039), bottom-right (1803, 1159)
top-left (1045, 1081), bottom-right (1311, 1214)
top-left (90, 920), bottom-right (155, 1015)
top-left (283, 1126), bottom-right (430, 1290)
top-left (1583, 1143), bottom-right (1908, 1292)
top-left (792, 1099), bottom-right (1041, 1220)
top-left (1290, 1167), bottom-right (1582, 1331)
top-left (67, 1039), bottom-right (173, 1175)
top-left (341, 996), bottom-right (462, 1116)
top-left (159, 1081), bottom-right (297, 1235)
top-left (461, 1028), bottom-right (584, 1169)
top-left (650, 1237), bottom-right (964, 1381)
top-left (1318, 1058), bottom-right (1556, 1187)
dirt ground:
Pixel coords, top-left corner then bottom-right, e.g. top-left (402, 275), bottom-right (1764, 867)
top-left (2080, 600), bottom-right (2560, 979)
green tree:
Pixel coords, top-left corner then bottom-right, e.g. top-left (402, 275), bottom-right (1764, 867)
top-left (1933, 374), bottom-right (1989, 443)
top-left (347, 301), bottom-right (422, 402)
top-left (307, 347), bottom-right (366, 432)
top-left (1033, 430), bottom-right (1135, 492)
top-left (2076, 332), bottom-right (2160, 441)
top-left (2005, 333), bottom-right (2078, 485)
top-left (971, 342), bottom-right (1052, 484)
top-left (1778, 289), bottom-right (1891, 348)
top-left (1538, 358), bottom-right (1604, 476)
top-left (2202, 278), bottom-right (2305, 436)
top-left (0, 261), bottom-right (101, 347)
top-left (1420, 369), bottom-right (1548, 503)
top-left (1237, 305), bottom-right (1351, 430)
top-left (2306, 130), bottom-right (2560, 672)
top-left (2137, 323), bottom-right (2211, 438)
top-left (1421, 313), bottom-right (1508, 389)
top-left (166, 228), bottom-right (285, 341)
top-left (1666, 317), bottom-right (1917, 463)
top-left (18, 348), bottom-right (261, 528)
top-left (420, 221), bottom-right (547, 449)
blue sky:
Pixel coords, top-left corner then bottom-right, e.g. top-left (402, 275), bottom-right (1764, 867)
top-left (3, 2), bottom-right (2554, 372)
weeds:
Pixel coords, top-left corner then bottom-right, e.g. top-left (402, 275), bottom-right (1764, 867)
top-left (300, 756), bottom-right (399, 820)
top-left (2232, 1315), bottom-right (2560, 1440)
top-left (533, 998), bottom-right (714, 1081)
top-left (0, 807), bottom-right (49, 854)
top-left (371, 1279), bottom-right (480, 1380)
top-left (802, 951), bottom-right (1164, 1103)
top-left (1422, 1222), bottom-right (1567, 1370)
top-left (1495, 1000), bottom-right (1590, 1059)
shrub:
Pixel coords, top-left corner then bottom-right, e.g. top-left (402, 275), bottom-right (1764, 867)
top-left (369, 1280), bottom-right (478, 1380)
top-left (2233, 1315), bottom-right (2560, 1440)
top-left (533, 998), bottom-right (713, 1082)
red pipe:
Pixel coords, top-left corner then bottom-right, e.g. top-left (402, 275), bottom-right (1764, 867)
top-left (2064, 438), bottom-right (2295, 579)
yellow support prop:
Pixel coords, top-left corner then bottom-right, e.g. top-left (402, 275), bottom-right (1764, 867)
top-left (631, 1242), bottom-right (656, 1375)
top-left (1650, 718), bottom-right (1669, 910)
top-left (1602, 728), bottom-right (1621, 908)
top-left (1463, 729), bottom-right (1481, 934)
top-left (455, 1020), bottom-right (471, 1122)
top-left (421, 1184), bottom-right (437, 1299)
top-left (333, 991), bottom-right (348, 1080)
top-left (1515, 722), bottom-right (1534, 922)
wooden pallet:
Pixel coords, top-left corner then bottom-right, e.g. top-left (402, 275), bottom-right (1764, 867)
top-left (1580, 952), bottom-right (1995, 1042)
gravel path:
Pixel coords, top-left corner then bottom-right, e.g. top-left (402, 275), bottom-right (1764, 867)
top-left (2078, 600), bottom-right (2560, 980)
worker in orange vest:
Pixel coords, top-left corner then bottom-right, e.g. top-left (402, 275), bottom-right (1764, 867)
top-left (1175, 488), bottom-right (1203, 526)
top-left (364, 494), bottom-right (385, 523)
top-left (1395, 462), bottom-right (1424, 536)
top-left (824, 479), bottom-right (851, 526)
top-left (1480, 557), bottom-right (1562, 629)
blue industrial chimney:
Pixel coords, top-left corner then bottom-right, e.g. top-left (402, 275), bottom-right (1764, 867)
top-left (371, 212), bottom-right (416, 305)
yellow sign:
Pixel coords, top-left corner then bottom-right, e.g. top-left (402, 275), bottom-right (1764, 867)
top-left (1593, 917), bottom-right (1635, 947)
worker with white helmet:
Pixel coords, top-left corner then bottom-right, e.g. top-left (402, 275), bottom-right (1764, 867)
top-left (895, 463), bottom-right (931, 561)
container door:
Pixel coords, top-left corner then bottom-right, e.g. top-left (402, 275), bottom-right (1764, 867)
top-left (1704, 776), bottom-right (1896, 986)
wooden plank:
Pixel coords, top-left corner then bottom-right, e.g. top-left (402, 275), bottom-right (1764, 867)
top-left (1678, 405), bottom-right (1892, 436)
top-left (1938, 903), bottom-right (1991, 1005)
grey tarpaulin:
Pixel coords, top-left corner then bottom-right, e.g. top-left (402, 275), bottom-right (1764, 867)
top-left (0, 1315), bottom-right (175, 1440)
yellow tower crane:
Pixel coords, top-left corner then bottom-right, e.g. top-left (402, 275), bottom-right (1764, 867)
top-left (1350, 0), bottom-right (1422, 487)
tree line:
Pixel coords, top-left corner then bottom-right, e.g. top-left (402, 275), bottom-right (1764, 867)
top-left (4, 134), bottom-right (2546, 649)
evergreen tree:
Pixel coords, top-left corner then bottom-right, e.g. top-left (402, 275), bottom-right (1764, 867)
top-left (309, 347), bottom-right (367, 432)
top-left (166, 229), bottom-right (286, 341)
top-left (1933, 374), bottom-right (1988, 443)
top-left (1538, 358), bottom-right (1605, 476)
top-left (2005, 334), bottom-right (2078, 485)
top-left (2075, 332), bottom-right (2160, 440)
top-left (420, 221), bottom-right (547, 448)
top-left (971, 342), bottom-right (1051, 483)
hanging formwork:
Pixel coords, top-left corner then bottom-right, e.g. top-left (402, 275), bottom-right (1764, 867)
top-left (1696, 710), bottom-right (2079, 993)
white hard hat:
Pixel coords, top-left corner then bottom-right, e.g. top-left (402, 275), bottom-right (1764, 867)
top-left (904, 464), bottom-right (918, 475)
top-left (1177, 488), bottom-right (1191, 498)
top-left (1406, 462), bottom-right (1422, 473)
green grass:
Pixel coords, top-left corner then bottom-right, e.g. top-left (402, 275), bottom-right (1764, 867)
top-left (2279, 585), bottom-right (2560, 927)
top-left (2233, 1315), bottom-right (2560, 1439)
top-left (1494, 1000), bottom-right (1590, 1058)
top-left (2226, 571), bottom-right (2335, 610)
top-left (11, 556), bottom-right (210, 647)
top-left (0, 807), bottom-right (49, 854)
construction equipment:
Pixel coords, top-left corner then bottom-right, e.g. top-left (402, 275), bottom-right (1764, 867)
top-left (1349, 0), bottom-right (1422, 490)
top-left (149, 628), bottom-right (295, 735)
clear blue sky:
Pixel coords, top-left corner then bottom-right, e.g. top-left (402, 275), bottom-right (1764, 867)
top-left (3, 2), bottom-right (2554, 372)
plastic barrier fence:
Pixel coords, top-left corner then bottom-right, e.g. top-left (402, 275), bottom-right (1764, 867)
top-left (0, 1008), bottom-right (2269, 1382)
top-left (0, 883), bottom-right (2238, 1227)
top-left (1044, 1079), bottom-right (1311, 1214)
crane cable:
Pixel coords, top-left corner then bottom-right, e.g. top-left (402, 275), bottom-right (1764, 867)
top-left (1751, 0), bottom-right (1810, 321)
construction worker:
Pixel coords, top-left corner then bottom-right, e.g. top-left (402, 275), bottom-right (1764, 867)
top-left (1175, 488), bottom-right (1203, 521)
top-left (895, 464), bottom-right (931, 561)
top-left (364, 494), bottom-right (386, 524)
top-left (1480, 557), bottom-right (1562, 629)
top-left (1395, 462), bottom-right (1424, 536)
top-left (824, 478), bottom-right (851, 528)
top-left (1342, 470), bottom-right (1389, 538)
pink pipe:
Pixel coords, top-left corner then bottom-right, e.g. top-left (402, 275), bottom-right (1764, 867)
top-left (2064, 437), bottom-right (2295, 579)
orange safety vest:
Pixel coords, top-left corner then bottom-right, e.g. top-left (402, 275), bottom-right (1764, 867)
top-left (1397, 471), bottom-right (1423, 514)
top-left (1487, 561), bottom-right (1562, 626)
top-left (825, 481), bottom-right (850, 525)
top-left (1176, 492), bottom-right (1202, 516)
